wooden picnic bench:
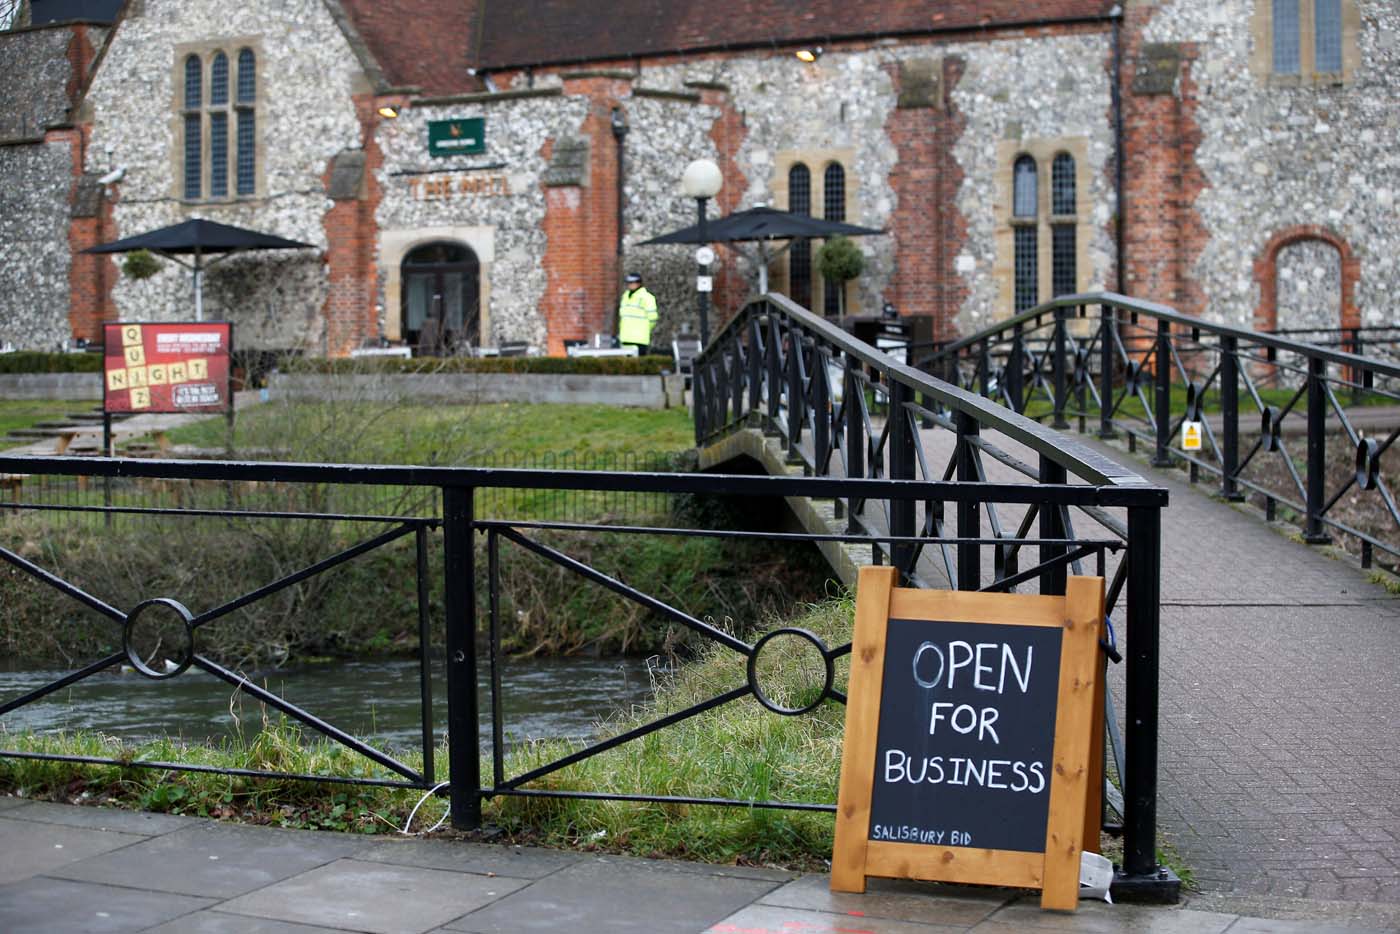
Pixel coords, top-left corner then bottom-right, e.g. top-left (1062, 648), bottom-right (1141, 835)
top-left (54, 426), bottom-right (170, 456)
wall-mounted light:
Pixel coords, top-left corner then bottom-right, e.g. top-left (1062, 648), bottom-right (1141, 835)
top-left (377, 105), bottom-right (400, 119)
top-left (795, 47), bottom-right (822, 63)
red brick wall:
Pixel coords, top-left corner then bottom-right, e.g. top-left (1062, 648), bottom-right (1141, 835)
top-left (1118, 6), bottom-right (1208, 319)
top-left (703, 87), bottom-right (749, 332)
top-left (320, 94), bottom-right (384, 357)
top-left (62, 125), bottom-right (116, 344)
top-left (538, 76), bottom-right (631, 355)
top-left (883, 55), bottom-right (968, 342)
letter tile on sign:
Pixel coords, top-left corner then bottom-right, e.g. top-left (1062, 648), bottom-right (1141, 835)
top-left (130, 387), bottom-right (151, 410)
top-left (188, 358), bottom-right (207, 380)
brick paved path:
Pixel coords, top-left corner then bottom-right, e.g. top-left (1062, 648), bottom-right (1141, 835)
top-left (1104, 441), bottom-right (1400, 905)
top-left (904, 420), bottom-right (1400, 907)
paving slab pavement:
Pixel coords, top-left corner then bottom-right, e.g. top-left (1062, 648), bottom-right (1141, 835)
top-left (0, 800), bottom-right (1398, 933)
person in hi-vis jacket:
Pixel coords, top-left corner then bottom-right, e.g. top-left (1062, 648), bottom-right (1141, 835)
top-left (617, 272), bottom-right (658, 353)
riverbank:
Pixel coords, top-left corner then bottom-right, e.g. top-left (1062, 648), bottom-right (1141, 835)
top-left (0, 597), bottom-right (853, 867)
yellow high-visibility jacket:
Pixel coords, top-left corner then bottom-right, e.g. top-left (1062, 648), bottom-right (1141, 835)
top-left (617, 286), bottom-right (658, 347)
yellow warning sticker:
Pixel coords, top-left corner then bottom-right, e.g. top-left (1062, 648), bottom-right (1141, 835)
top-left (1182, 420), bottom-right (1202, 451)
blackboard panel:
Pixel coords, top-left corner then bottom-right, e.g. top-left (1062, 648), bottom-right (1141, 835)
top-left (868, 617), bottom-right (1064, 855)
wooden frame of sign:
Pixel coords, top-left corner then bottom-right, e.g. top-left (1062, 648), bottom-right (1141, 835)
top-left (831, 566), bottom-right (1105, 912)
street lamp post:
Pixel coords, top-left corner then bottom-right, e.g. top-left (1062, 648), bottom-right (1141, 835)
top-left (681, 159), bottom-right (722, 344)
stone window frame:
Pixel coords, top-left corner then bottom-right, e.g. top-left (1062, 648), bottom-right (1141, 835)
top-left (995, 138), bottom-right (1092, 316)
top-left (770, 147), bottom-right (859, 316)
top-left (1250, 0), bottom-right (1361, 87)
top-left (172, 38), bottom-right (264, 205)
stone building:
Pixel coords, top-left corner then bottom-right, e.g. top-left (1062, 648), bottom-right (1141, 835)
top-left (0, 0), bottom-right (1394, 356)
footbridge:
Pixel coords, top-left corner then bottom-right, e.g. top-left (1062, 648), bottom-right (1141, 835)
top-left (692, 292), bottom-right (1400, 907)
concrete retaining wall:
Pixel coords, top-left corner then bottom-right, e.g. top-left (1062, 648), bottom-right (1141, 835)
top-left (0, 372), bottom-right (102, 399)
top-left (269, 371), bottom-right (686, 409)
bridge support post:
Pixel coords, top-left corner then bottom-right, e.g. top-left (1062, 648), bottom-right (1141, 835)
top-left (1099, 305), bottom-right (1116, 438)
top-left (766, 314), bottom-right (782, 434)
top-left (786, 331), bottom-right (803, 461)
top-left (1038, 456), bottom-right (1066, 595)
top-left (1115, 503), bottom-right (1180, 902)
top-left (747, 317), bottom-right (763, 420)
top-left (1219, 336), bottom-right (1244, 501)
top-left (1152, 319), bottom-right (1173, 467)
top-left (954, 410), bottom-right (981, 590)
top-left (1007, 326), bottom-right (1024, 413)
top-left (889, 382), bottom-right (916, 583)
top-left (1304, 355), bottom-right (1331, 543)
top-left (845, 365), bottom-right (865, 533)
top-left (1052, 306), bottom-right (1071, 429)
top-left (443, 486), bottom-right (481, 830)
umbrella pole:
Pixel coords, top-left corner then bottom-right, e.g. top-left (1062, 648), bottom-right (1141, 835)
top-left (194, 249), bottom-right (203, 322)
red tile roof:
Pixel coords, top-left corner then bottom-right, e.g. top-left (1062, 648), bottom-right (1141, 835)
top-left (336, 1), bottom-right (1116, 93)
top-left (472, 0), bottom-right (1118, 70)
top-left (336, 0), bottom-right (482, 95)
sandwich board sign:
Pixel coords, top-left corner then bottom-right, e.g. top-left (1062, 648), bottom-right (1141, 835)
top-left (831, 566), bottom-right (1105, 911)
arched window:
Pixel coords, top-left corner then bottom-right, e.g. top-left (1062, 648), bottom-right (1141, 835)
top-left (822, 163), bottom-right (846, 316)
top-left (235, 48), bottom-right (257, 195)
top-left (1012, 156), bottom-right (1038, 311)
top-left (182, 55), bottom-right (202, 200)
top-left (177, 46), bottom-right (257, 201)
top-left (788, 163), bottom-right (812, 309)
top-left (1051, 154), bottom-right (1077, 298)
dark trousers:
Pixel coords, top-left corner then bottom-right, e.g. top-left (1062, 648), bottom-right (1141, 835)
top-left (622, 342), bottom-right (649, 355)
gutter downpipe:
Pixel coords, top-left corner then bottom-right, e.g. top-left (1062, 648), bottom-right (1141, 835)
top-left (1112, 5), bottom-right (1126, 294)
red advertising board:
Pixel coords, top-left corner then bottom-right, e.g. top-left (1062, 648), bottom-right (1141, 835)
top-left (103, 322), bottom-right (232, 414)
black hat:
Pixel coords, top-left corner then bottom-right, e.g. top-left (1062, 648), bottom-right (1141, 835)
top-left (625, 272), bottom-right (642, 283)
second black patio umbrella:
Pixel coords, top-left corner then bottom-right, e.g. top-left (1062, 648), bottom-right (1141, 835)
top-left (83, 218), bottom-right (315, 321)
top-left (641, 205), bottom-right (883, 294)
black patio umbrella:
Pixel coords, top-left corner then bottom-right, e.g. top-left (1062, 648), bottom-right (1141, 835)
top-left (641, 206), bottom-right (883, 293)
top-left (83, 218), bottom-right (315, 321)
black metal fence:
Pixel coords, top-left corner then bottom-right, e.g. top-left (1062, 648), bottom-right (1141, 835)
top-left (0, 454), bottom-right (1165, 892)
top-left (691, 294), bottom-right (1171, 895)
top-left (918, 292), bottom-right (1400, 570)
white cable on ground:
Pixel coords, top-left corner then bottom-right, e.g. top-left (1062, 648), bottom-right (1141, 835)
top-left (400, 781), bottom-right (451, 836)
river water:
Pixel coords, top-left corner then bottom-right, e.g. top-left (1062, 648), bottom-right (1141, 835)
top-left (0, 656), bottom-right (661, 752)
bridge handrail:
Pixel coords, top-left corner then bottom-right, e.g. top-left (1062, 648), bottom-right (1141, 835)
top-left (697, 292), bottom-right (1153, 489)
top-left (930, 290), bottom-right (1400, 381)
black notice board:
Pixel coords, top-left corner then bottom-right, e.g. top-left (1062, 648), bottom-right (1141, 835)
top-left (868, 617), bottom-right (1064, 854)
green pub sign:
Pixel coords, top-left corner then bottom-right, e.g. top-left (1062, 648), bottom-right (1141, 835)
top-left (428, 118), bottom-right (485, 157)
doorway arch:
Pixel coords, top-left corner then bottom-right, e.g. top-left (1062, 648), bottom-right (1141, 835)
top-left (401, 241), bottom-right (480, 353)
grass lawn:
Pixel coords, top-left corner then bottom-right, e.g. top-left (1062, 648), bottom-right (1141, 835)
top-left (164, 401), bottom-right (694, 464)
top-left (0, 400), bottom-right (90, 451)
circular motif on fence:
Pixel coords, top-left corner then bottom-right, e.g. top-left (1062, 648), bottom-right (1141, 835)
top-left (1357, 438), bottom-right (1381, 492)
top-left (122, 598), bottom-right (195, 680)
top-left (1260, 407), bottom-right (1282, 453)
top-left (746, 627), bottom-right (834, 716)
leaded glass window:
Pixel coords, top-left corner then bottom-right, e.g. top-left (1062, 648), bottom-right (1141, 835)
top-left (210, 112), bottom-right (228, 198)
top-left (183, 55), bottom-right (202, 110)
top-left (788, 163), bottom-right (812, 309)
top-left (1052, 225), bottom-right (1076, 298)
top-left (1051, 154), bottom-right (1075, 216)
top-left (1014, 226), bottom-right (1038, 312)
top-left (1273, 0), bottom-right (1301, 74)
top-left (210, 52), bottom-right (228, 106)
top-left (823, 163), bottom-right (846, 316)
top-left (183, 113), bottom-right (201, 200)
top-left (1013, 156), bottom-right (1037, 218)
top-left (237, 49), bottom-right (255, 103)
top-left (236, 110), bottom-right (256, 196)
top-left (1314, 0), bottom-right (1342, 73)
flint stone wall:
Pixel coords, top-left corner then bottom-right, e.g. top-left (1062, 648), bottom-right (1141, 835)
top-left (80, 0), bottom-right (368, 350)
top-left (0, 142), bottom-right (74, 350)
top-left (1144, 0), bottom-right (1400, 328)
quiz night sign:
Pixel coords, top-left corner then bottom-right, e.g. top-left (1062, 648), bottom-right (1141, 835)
top-left (832, 567), bottom-right (1106, 911)
top-left (103, 322), bottom-right (232, 414)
